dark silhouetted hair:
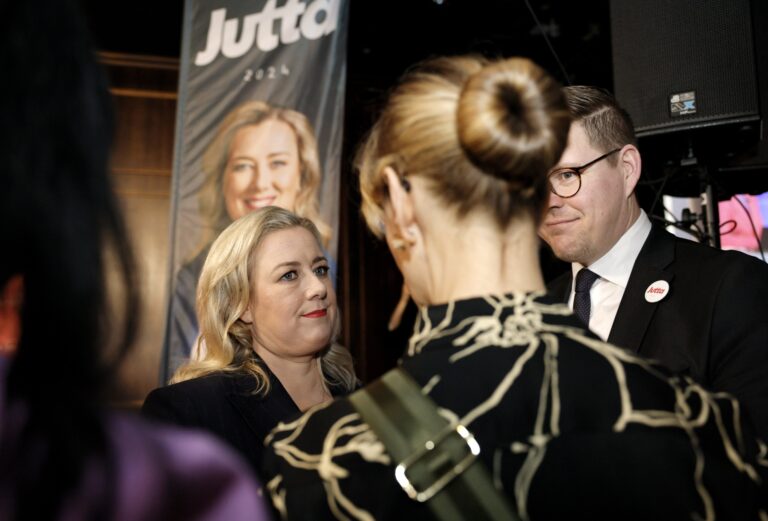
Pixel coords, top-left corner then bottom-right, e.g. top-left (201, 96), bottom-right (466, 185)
top-left (0, 1), bottom-right (139, 519)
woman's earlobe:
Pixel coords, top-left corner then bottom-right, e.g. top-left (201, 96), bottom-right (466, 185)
top-left (240, 306), bottom-right (254, 324)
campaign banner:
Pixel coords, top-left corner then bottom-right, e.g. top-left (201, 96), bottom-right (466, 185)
top-left (161, 0), bottom-right (348, 380)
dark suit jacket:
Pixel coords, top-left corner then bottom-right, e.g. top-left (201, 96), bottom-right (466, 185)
top-left (142, 369), bottom-right (348, 477)
top-left (549, 225), bottom-right (768, 439)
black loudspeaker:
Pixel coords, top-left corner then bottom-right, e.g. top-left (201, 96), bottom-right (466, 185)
top-left (611, 0), bottom-right (768, 196)
top-left (610, 0), bottom-right (761, 137)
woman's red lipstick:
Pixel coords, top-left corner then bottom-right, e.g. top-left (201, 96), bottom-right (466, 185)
top-left (302, 309), bottom-right (327, 318)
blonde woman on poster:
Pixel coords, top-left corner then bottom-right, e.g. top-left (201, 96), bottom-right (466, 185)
top-left (168, 100), bottom-right (332, 375)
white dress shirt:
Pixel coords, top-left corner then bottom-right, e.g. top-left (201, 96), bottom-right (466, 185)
top-left (568, 211), bottom-right (652, 340)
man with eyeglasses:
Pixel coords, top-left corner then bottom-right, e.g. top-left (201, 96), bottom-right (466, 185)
top-left (539, 85), bottom-right (768, 440)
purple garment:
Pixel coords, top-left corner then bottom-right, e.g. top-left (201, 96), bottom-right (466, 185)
top-left (0, 356), bottom-right (271, 521)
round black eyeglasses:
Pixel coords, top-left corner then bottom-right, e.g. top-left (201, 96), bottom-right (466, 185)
top-left (547, 148), bottom-right (621, 198)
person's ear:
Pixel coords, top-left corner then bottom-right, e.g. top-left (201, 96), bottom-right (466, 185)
top-left (240, 305), bottom-right (254, 324)
top-left (619, 144), bottom-right (642, 197)
top-left (382, 166), bottom-right (417, 245)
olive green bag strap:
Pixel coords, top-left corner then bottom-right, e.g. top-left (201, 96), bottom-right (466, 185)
top-left (348, 368), bottom-right (519, 521)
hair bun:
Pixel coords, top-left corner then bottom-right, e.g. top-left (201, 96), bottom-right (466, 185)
top-left (457, 57), bottom-right (570, 190)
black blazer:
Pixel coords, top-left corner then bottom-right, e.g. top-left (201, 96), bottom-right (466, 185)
top-left (549, 225), bottom-right (768, 439)
top-left (142, 369), bottom-right (348, 477)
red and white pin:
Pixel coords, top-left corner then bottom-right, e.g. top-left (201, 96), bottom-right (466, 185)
top-left (644, 280), bottom-right (669, 303)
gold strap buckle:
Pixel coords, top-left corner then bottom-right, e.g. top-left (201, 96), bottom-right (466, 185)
top-left (394, 423), bottom-right (480, 502)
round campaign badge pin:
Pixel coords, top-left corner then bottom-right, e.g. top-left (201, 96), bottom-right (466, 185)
top-left (644, 280), bottom-right (669, 303)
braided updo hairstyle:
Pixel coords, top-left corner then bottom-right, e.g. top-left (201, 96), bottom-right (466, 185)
top-left (357, 55), bottom-right (571, 234)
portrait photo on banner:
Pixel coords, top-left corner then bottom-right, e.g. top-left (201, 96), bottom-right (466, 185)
top-left (161, 0), bottom-right (349, 380)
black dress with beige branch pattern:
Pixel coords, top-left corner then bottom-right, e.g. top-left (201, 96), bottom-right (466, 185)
top-left (262, 292), bottom-right (768, 520)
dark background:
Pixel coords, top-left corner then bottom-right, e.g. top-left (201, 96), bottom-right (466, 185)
top-left (81, 1), bottom-right (612, 84)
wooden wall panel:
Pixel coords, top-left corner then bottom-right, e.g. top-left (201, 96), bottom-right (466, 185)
top-left (102, 53), bottom-right (178, 409)
top-left (113, 178), bottom-right (170, 407)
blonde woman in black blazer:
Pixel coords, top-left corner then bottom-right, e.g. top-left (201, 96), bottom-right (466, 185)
top-left (143, 206), bottom-right (357, 476)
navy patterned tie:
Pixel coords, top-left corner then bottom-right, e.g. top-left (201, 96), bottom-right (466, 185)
top-left (573, 268), bottom-right (600, 326)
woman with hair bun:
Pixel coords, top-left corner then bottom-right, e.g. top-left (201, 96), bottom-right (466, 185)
top-left (261, 55), bottom-right (767, 520)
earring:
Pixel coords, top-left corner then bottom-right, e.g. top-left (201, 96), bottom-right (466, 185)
top-left (388, 283), bottom-right (411, 331)
top-left (391, 238), bottom-right (407, 251)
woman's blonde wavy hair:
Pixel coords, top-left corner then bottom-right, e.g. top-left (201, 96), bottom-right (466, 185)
top-left (198, 100), bottom-right (331, 248)
top-left (171, 206), bottom-right (356, 394)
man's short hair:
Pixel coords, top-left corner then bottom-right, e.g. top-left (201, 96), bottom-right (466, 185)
top-left (563, 86), bottom-right (637, 155)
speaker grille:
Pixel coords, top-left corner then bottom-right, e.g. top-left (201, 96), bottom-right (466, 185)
top-left (611, 0), bottom-right (759, 136)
